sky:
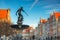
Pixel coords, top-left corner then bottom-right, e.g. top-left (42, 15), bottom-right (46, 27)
top-left (0, 0), bottom-right (60, 28)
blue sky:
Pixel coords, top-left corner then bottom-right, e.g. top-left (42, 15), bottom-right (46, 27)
top-left (0, 0), bottom-right (60, 28)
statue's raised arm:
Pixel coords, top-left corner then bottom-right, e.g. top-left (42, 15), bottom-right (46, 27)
top-left (16, 8), bottom-right (19, 15)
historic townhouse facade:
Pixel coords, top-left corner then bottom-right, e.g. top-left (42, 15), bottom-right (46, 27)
top-left (37, 12), bottom-right (60, 40)
top-left (48, 12), bottom-right (60, 38)
top-left (37, 18), bottom-right (47, 40)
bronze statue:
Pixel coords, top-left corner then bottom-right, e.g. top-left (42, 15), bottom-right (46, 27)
top-left (16, 7), bottom-right (28, 16)
top-left (16, 7), bottom-right (28, 28)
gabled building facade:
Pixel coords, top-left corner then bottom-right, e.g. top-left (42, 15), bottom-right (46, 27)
top-left (38, 12), bottom-right (60, 40)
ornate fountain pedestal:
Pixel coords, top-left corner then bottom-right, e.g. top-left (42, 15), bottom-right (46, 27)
top-left (17, 15), bottom-right (23, 28)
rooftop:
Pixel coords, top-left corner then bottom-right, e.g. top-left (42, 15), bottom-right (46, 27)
top-left (54, 12), bottom-right (60, 20)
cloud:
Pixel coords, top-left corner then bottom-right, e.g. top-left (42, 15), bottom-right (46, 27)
top-left (46, 9), bottom-right (60, 14)
top-left (42, 4), bottom-right (60, 9)
top-left (29, 0), bottom-right (39, 12)
top-left (42, 4), bottom-right (60, 15)
top-left (43, 5), bottom-right (53, 8)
